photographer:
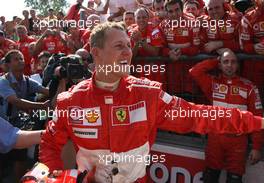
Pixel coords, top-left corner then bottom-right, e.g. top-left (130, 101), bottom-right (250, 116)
top-left (34, 28), bottom-right (68, 56)
top-left (76, 48), bottom-right (94, 75)
top-left (42, 54), bottom-right (92, 107)
top-left (0, 50), bottom-right (49, 182)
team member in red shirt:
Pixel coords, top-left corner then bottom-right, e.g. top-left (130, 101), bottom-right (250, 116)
top-left (151, 0), bottom-right (167, 28)
top-left (190, 49), bottom-right (263, 183)
top-left (123, 11), bottom-right (136, 29)
top-left (129, 8), bottom-right (165, 57)
top-left (16, 25), bottom-right (36, 75)
top-left (34, 29), bottom-right (68, 55)
top-left (159, 0), bottom-right (200, 94)
top-left (82, 14), bottom-right (101, 52)
top-left (66, 23), bottom-right (86, 54)
top-left (0, 30), bottom-right (17, 60)
top-left (183, 0), bottom-right (201, 18)
top-left (239, 0), bottom-right (264, 102)
top-left (200, 0), bottom-right (241, 53)
top-left (128, 8), bottom-right (166, 85)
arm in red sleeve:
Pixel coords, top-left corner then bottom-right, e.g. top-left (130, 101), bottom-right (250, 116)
top-left (39, 93), bottom-right (70, 171)
top-left (181, 46), bottom-right (199, 55)
top-left (239, 16), bottom-right (255, 53)
top-left (222, 16), bottom-right (241, 51)
top-left (64, 4), bottom-right (79, 21)
top-left (248, 85), bottom-right (264, 150)
top-left (181, 27), bottom-right (200, 55)
top-left (189, 59), bottom-right (218, 100)
top-left (156, 90), bottom-right (263, 135)
top-left (222, 39), bottom-right (240, 52)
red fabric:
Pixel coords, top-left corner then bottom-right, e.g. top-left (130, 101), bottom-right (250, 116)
top-left (128, 23), bottom-right (166, 56)
top-left (200, 13), bottom-right (241, 52)
top-left (239, 9), bottom-right (264, 97)
top-left (42, 35), bottom-right (67, 54)
top-left (0, 38), bottom-right (17, 59)
top-left (159, 16), bottom-right (200, 94)
top-left (17, 36), bottom-right (36, 75)
top-left (190, 59), bottom-right (264, 174)
top-left (128, 23), bottom-right (166, 85)
top-left (81, 29), bottom-right (91, 45)
top-left (64, 3), bottom-right (81, 22)
top-left (39, 74), bottom-right (262, 177)
top-left (205, 133), bottom-right (248, 175)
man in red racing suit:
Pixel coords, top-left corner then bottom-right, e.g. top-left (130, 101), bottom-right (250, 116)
top-left (189, 49), bottom-right (264, 183)
top-left (239, 1), bottom-right (264, 104)
top-left (39, 22), bottom-right (264, 183)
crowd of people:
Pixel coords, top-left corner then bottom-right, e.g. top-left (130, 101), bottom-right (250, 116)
top-left (0, 0), bottom-right (264, 182)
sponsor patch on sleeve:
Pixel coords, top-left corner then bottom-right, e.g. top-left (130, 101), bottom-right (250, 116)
top-left (255, 102), bottom-right (263, 110)
top-left (160, 91), bottom-right (173, 104)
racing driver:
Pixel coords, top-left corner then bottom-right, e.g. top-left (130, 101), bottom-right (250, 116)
top-left (39, 22), bottom-right (264, 183)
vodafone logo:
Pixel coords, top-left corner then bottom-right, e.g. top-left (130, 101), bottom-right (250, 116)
top-left (149, 163), bottom-right (203, 183)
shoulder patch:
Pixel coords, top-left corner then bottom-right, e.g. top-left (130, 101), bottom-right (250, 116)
top-left (240, 77), bottom-right (252, 85)
top-left (69, 79), bottom-right (91, 94)
top-left (126, 76), bottom-right (162, 89)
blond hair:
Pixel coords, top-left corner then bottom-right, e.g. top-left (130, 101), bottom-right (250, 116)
top-left (90, 21), bottom-right (125, 48)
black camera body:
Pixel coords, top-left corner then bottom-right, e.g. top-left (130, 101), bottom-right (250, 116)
top-left (43, 53), bottom-right (91, 100)
top-left (235, 0), bottom-right (252, 13)
top-left (59, 55), bottom-right (85, 79)
top-left (43, 53), bottom-right (89, 86)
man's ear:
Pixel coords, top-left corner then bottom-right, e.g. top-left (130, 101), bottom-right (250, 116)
top-left (217, 56), bottom-right (222, 69)
top-left (90, 47), bottom-right (99, 59)
top-left (90, 47), bottom-right (100, 65)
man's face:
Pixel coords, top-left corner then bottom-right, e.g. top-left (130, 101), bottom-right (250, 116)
top-left (0, 16), bottom-right (5, 23)
top-left (30, 10), bottom-right (36, 17)
top-left (207, 0), bottom-right (225, 20)
top-left (124, 14), bottom-right (135, 27)
top-left (8, 53), bottom-right (25, 72)
top-left (135, 10), bottom-right (149, 30)
top-left (23, 10), bottom-right (29, 18)
top-left (48, 10), bottom-right (54, 17)
top-left (17, 27), bottom-right (28, 40)
top-left (38, 57), bottom-right (49, 70)
top-left (153, 1), bottom-right (166, 18)
top-left (166, 3), bottom-right (182, 19)
top-left (77, 0), bottom-right (84, 4)
top-left (93, 28), bottom-right (132, 80)
top-left (219, 53), bottom-right (238, 77)
top-left (184, 3), bottom-right (198, 17)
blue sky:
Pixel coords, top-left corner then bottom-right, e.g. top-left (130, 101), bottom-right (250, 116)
top-left (0, 0), bottom-right (80, 21)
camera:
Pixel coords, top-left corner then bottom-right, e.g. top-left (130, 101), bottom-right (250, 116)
top-left (42, 53), bottom-right (92, 100)
top-left (59, 55), bottom-right (86, 79)
top-left (235, 0), bottom-right (252, 13)
top-left (43, 53), bottom-right (90, 86)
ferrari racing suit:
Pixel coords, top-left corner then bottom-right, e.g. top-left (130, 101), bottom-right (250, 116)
top-left (189, 59), bottom-right (263, 177)
top-left (39, 75), bottom-right (263, 183)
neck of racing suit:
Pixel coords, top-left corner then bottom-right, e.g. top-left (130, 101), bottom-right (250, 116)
top-left (95, 79), bottom-right (120, 91)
